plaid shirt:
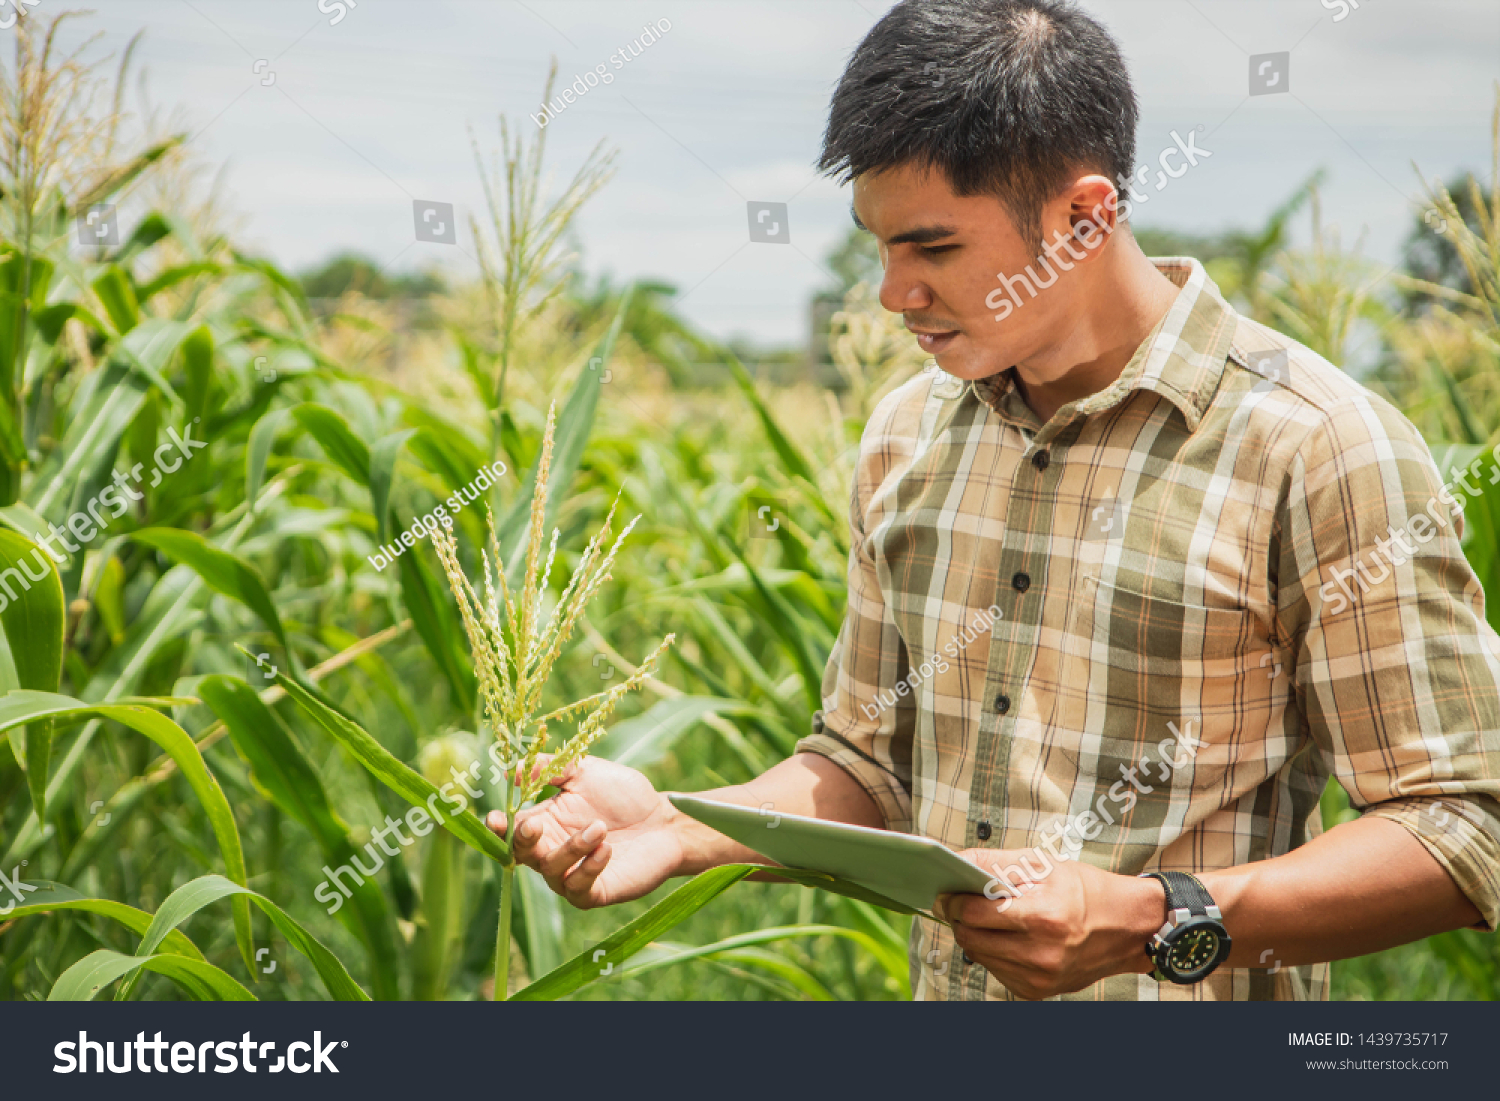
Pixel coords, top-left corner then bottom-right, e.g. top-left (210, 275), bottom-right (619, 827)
top-left (797, 257), bottom-right (1500, 1001)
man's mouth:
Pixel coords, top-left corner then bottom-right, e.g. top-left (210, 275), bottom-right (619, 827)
top-left (913, 329), bottom-right (960, 353)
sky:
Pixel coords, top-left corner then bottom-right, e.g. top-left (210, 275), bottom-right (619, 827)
top-left (45, 0), bottom-right (1500, 348)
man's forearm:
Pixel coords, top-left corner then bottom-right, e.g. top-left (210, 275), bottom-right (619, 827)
top-left (665, 752), bottom-right (885, 877)
top-left (1195, 815), bottom-right (1483, 970)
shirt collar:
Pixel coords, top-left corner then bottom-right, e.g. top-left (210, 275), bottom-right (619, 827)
top-left (970, 256), bottom-right (1238, 435)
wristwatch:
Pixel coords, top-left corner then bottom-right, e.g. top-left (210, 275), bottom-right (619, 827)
top-left (1139, 871), bottom-right (1232, 984)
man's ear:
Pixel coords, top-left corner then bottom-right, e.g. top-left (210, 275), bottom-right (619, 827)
top-left (1065, 174), bottom-right (1121, 260)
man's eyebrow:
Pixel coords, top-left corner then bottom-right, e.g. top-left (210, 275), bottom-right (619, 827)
top-left (849, 204), bottom-right (957, 246)
top-left (888, 223), bottom-right (958, 247)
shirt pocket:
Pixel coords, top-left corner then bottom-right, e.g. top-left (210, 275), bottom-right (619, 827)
top-left (1066, 573), bottom-right (1266, 676)
top-left (1055, 574), bottom-right (1277, 797)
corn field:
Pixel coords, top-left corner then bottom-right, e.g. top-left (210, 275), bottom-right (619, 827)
top-left (0, 14), bottom-right (1496, 1002)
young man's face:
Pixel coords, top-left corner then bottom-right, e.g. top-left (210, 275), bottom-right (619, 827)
top-left (851, 163), bottom-right (1109, 382)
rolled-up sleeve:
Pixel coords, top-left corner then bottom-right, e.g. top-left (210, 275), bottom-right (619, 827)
top-left (795, 399), bottom-right (915, 834)
top-left (1278, 395), bottom-right (1500, 930)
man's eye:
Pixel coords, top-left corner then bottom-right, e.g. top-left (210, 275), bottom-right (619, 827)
top-left (920, 244), bottom-right (957, 257)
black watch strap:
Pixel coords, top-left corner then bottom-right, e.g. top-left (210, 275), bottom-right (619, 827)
top-left (1140, 871), bottom-right (1215, 917)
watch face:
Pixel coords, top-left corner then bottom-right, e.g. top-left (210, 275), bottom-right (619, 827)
top-left (1166, 925), bottom-right (1223, 979)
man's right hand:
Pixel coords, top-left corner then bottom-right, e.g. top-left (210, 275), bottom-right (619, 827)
top-left (485, 755), bottom-right (685, 909)
top-left (487, 750), bottom-right (886, 910)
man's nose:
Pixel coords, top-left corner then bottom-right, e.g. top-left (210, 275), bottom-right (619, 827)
top-left (879, 258), bottom-right (931, 315)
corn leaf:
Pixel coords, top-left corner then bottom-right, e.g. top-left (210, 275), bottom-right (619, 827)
top-left (497, 285), bottom-right (634, 566)
top-left (767, 867), bottom-right (923, 917)
top-left (594, 695), bottom-right (754, 770)
top-left (724, 352), bottom-right (840, 527)
top-left (619, 924), bottom-right (894, 981)
top-left (397, 542), bottom-right (476, 713)
top-left (0, 529), bottom-right (64, 819)
top-left (180, 324), bottom-right (215, 425)
top-left (130, 528), bottom-right (291, 661)
top-left (514, 866), bottom-right (565, 980)
top-left (292, 403), bottom-right (370, 485)
top-left (199, 674), bottom-right (401, 999)
top-left (622, 934), bottom-right (841, 1000)
top-left (0, 691), bottom-right (254, 975)
top-left (245, 407), bottom-right (291, 510)
top-left (0, 881), bottom-right (205, 960)
top-left (138, 262), bottom-right (224, 303)
top-left (43, 874), bottom-right (368, 1001)
top-left (91, 265), bottom-right (140, 334)
top-left (509, 861), bottom-right (919, 1002)
top-left (117, 318), bottom-right (190, 408)
top-left (369, 428), bottom-right (418, 545)
top-left (510, 863), bottom-right (755, 1000)
top-left (726, 544), bottom-right (824, 714)
top-left (50, 950), bottom-right (255, 1002)
top-left (27, 359), bottom-right (149, 518)
top-left (265, 659), bottom-right (510, 865)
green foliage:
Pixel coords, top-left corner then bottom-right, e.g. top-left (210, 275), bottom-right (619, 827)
top-left (298, 252), bottom-right (447, 302)
top-left (1, 11), bottom-right (1496, 1006)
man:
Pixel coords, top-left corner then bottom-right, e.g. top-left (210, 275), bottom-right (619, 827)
top-left (488, 0), bottom-right (1500, 999)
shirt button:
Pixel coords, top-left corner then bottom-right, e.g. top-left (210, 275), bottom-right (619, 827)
top-left (1012, 571), bottom-right (1030, 593)
top-left (994, 693), bottom-right (1010, 714)
top-left (1031, 450), bottom-right (1050, 472)
top-left (976, 821), bottom-right (992, 841)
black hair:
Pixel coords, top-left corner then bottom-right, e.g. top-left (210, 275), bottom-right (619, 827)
top-left (818, 0), bottom-right (1138, 249)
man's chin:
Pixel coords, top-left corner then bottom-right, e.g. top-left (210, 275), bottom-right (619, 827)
top-left (932, 351), bottom-right (1008, 383)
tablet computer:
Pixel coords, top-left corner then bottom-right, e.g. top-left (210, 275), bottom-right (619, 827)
top-left (668, 793), bottom-right (997, 913)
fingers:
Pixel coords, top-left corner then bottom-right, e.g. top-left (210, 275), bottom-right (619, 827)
top-left (511, 812), bottom-right (548, 868)
top-left (537, 819), bottom-right (606, 888)
top-left (945, 925), bottom-right (1060, 1000)
top-left (561, 840), bottom-right (611, 906)
top-left (484, 808), bottom-right (549, 870)
top-left (935, 884), bottom-right (1036, 928)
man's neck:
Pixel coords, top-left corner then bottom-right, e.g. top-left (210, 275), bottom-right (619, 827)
top-left (1012, 247), bottom-right (1183, 425)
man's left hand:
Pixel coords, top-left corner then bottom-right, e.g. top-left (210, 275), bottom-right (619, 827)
top-left (935, 847), bottom-right (1166, 999)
